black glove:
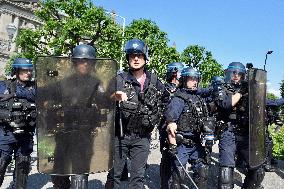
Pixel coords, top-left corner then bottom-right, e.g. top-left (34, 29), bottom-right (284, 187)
top-left (238, 80), bottom-right (248, 95)
top-left (168, 143), bottom-right (178, 157)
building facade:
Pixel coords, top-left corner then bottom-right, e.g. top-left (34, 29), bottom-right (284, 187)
top-left (0, 0), bottom-right (40, 77)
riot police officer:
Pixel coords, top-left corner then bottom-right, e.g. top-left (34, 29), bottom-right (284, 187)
top-left (50, 44), bottom-right (104, 189)
top-left (0, 58), bottom-right (36, 188)
top-left (216, 62), bottom-right (265, 189)
top-left (165, 67), bottom-right (215, 189)
top-left (265, 98), bottom-right (284, 172)
top-left (160, 62), bottom-right (186, 189)
top-left (105, 38), bottom-right (164, 189)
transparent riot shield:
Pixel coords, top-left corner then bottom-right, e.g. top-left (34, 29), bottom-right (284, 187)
top-left (248, 68), bottom-right (267, 168)
top-left (36, 56), bottom-right (117, 175)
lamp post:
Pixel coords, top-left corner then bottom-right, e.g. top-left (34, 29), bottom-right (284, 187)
top-left (105, 11), bottom-right (126, 71)
top-left (6, 23), bottom-right (17, 52)
top-left (264, 50), bottom-right (273, 70)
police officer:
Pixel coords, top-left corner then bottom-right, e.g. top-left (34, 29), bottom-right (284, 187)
top-left (106, 38), bottom-right (164, 189)
top-left (165, 67), bottom-right (215, 189)
top-left (216, 62), bottom-right (265, 189)
top-left (160, 62), bottom-right (186, 189)
top-left (264, 98), bottom-right (284, 172)
top-left (0, 58), bottom-right (36, 189)
top-left (50, 44), bottom-right (103, 189)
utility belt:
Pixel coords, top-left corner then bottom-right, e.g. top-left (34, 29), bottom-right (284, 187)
top-left (176, 133), bottom-right (200, 146)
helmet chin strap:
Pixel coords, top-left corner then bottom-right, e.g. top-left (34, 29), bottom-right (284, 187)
top-left (129, 63), bottom-right (145, 72)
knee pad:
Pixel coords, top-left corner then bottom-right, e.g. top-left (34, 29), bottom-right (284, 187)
top-left (71, 174), bottom-right (88, 189)
top-left (243, 167), bottom-right (265, 189)
top-left (14, 155), bottom-right (32, 189)
top-left (51, 175), bottom-right (70, 189)
top-left (219, 167), bottom-right (233, 184)
top-left (0, 154), bottom-right (12, 185)
top-left (195, 164), bottom-right (209, 180)
top-left (250, 168), bottom-right (265, 185)
top-left (15, 155), bottom-right (31, 174)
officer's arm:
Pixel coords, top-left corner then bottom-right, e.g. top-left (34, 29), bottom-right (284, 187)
top-left (110, 75), bottom-right (128, 102)
top-left (164, 97), bottom-right (185, 145)
top-left (16, 85), bottom-right (35, 102)
top-left (197, 87), bottom-right (212, 98)
top-left (232, 93), bottom-right (242, 107)
top-left (167, 122), bottom-right (177, 145)
top-left (0, 81), bottom-right (6, 95)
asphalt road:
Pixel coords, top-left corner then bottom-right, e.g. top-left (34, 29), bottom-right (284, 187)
top-left (2, 133), bottom-right (284, 189)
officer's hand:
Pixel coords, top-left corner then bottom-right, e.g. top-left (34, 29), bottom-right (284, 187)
top-left (167, 122), bottom-right (177, 138)
top-left (112, 91), bottom-right (128, 101)
top-left (239, 80), bottom-right (248, 95)
top-left (168, 143), bottom-right (178, 157)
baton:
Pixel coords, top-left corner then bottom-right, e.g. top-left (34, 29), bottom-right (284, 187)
top-left (174, 154), bottom-right (199, 189)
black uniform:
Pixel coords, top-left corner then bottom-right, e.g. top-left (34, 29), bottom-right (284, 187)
top-left (159, 82), bottom-right (178, 189)
top-left (0, 80), bottom-right (36, 188)
top-left (217, 82), bottom-right (265, 189)
top-left (110, 69), bottom-right (164, 189)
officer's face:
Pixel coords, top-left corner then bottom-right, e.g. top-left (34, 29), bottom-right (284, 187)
top-left (186, 76), bottom-right (198, 90)
top-left (74, 59), bottom-right (92, 75)
top-left (230, 71), bottom-right (243, 83)
top-left (18, 69), bottom-right (33, 81)
top-left (129, 53), bottom-right (146, 70)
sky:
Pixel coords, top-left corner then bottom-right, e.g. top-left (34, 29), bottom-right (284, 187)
top-left (93, 0), bottom-right (284, 97)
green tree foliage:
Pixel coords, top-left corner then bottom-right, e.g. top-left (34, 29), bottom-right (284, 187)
top-left (267, 92), bottom-right (278, 100)
top-left (180, 45), bottom-right (223, 87)
top-left (269, 126), bottom-right (284, 160)
top-left (280, 79), bottom-right (284, 98)
top-left (124, 19), bottom-right (180, 77)
top-left (16, 0), bottom-right (123, 61)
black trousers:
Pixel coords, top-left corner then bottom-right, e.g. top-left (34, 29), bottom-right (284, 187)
top-left (112, 134), bottom-right (150, 189)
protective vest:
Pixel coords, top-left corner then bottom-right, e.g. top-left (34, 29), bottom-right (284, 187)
top-left (175, 90), bottom-right (209, 133)
top-left (119, 72), bottom-right (163, 136)
top-left (223, 83), bottom-right (249, 128)
top-left (0, 80), bottom-right (36, 133)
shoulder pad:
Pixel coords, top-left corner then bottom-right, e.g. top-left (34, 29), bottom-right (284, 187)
top-left (174, 90), bottom-right (190, 102)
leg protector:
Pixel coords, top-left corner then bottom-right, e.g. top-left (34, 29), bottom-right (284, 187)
top-left (193, 164), bottom-right (209, 189)
top-left (218, 166), bottom-right (234, 189)
top-left (264, 139), bottom-right (275, 172)
top-left (0, 154), bottom-right (12, 186)
top-left (242, 167), bottom-right (265, 189)
top-left (13, 155), bottom-right (31, 189)
top-left (105, 168), bottom-right (114, 189)
top-left (160, 151), bottom-right (172, 189)
top-left (51, 175), bottom-right (71, 189)
top-left (170, 166), bottom-right (190, 189)
top-left (70, 174), bottom-right (88, 189)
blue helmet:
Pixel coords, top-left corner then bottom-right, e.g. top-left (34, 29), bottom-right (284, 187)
top-left (72, 44), bottom-right (96, 59)
top-left (124, 39), bottom-right (149, 60)
top-left (180, 67), bottom-right (201, 89)
top-left (211, 76), bottom-right (224, 86)
top-left (12, 58), bottom-right (33, 76)
top-left (165, 62), bottom-right (186, 81)
top-left (224, 62), bottom-right (246, 83)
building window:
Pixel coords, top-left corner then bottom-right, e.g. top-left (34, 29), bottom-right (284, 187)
top-left (12, 15), bottom-right (15, 23)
